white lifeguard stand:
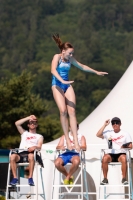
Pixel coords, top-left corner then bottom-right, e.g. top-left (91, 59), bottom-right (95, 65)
top-left (99, 149), bottom-right (133, 200)
top-left (52, 149), bottom-right (97, 200)
top-left (6, 149), bottom-right (45, 200)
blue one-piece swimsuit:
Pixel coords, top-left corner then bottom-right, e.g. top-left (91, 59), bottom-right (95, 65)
top-left (52, 58), bottom-right (71, 93)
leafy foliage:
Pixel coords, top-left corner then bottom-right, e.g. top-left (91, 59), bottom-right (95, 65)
top-left (0, 72), bottom-right (62, 148)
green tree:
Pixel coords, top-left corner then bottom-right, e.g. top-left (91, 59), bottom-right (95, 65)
top-left (38, 116), bottom-right (62, 142)
top-left (0, 71), bottom-right (47, 148)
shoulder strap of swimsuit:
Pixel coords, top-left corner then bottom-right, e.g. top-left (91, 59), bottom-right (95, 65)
top-left (58, 54), bottom-right (62, 64)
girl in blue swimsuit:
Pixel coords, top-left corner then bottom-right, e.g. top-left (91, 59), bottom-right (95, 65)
top-left (51, 34), bottom-right (108, 152)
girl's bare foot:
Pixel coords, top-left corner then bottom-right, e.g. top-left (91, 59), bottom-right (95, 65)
top-left (75, 143), bottom-right (80, 152)
top-left (66, 141), bottom-right (72, 150)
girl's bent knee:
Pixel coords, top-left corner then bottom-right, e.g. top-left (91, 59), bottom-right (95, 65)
top-left (60, 110), bottom-right (67, 116)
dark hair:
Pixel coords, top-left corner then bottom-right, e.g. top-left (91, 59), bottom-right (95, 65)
top-left (111, 117), bottom-right (121, 123)
top-left (52, 33), bottom-right (73, 52)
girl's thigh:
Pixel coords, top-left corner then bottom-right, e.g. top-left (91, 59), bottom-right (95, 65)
top-left (65, 85), bottom-right (76, 109)
top-left (52, 85), bottom-right (67, 111)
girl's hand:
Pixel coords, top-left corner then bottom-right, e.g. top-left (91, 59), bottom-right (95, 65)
top-left (96, 71), bottom-right (108, 76)
top-left (62, 80), bottom-right (74, 84)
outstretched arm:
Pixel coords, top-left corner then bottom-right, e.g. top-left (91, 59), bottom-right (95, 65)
top-left (15, 115), bottom-right (37, 135)
top-left (96, 119), bottom-right (110, 139)
top-left (71, 57), bottom-right (108, 76)
top-left (51, 54), bottom-right (74, 84)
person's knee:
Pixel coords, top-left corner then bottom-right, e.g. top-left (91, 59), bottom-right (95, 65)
top-left (54, 159), bottom-right (63, 168)
top-left (54, 159), bottom-right (59, 167)
top-left (60, 109), bottom-right (67, 117)
top-left (10, 154), bottom-right (18, 162)
top-left (102, 155), bottom-right (111, 163)
top-left (120, 155), bottom-right (127, 163)
top-left (28, 153), bottom-right (34, 162)
top-left (68, 108), bottom-right (76, 117)
top-left (72, 157), bottom-right (80, 166)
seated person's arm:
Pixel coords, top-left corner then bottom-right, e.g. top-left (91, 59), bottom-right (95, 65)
top-left (28, 136), bottom-right (44, 152)
top-left (80, 136), bottom-right (87, 151)
top-left (96, 120), bottom-right (110, 139)
top-left (15, 115), bottom-right (37, 134)
top-left (121, 132), bottom-right (132, 149)
top-left (129, 142), bottom-right (132, 149)
top-left (15, 118), bottom-right (27, 134)
top-left (121, 142), bottom-right (132, 149)
top-left (56, 135), bottom-right (66, 150)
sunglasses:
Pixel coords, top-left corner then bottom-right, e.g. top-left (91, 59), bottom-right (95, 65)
top-left (29, 121), bottom-right (38, 125)
top-left (111, 121), bottom-right (120, 125)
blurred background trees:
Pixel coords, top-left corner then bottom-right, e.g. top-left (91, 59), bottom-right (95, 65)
top-left (0, 0), bottom-right (133, 147)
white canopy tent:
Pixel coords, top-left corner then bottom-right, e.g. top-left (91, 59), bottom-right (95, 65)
top-left (36, 61), bottom-right (133, 200)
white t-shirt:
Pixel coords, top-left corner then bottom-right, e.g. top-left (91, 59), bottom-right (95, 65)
top-left (19, 131), bottom-right (43, 152)
top-left (103, 129), bottom-right (132, 154)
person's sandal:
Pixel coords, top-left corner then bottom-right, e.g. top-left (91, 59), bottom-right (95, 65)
top-left (69, 176), bottom-right (74, 188)
top-left (69, 176), bottom-right (74, 185)
top-left (63, 179), bottom-right (69, 185)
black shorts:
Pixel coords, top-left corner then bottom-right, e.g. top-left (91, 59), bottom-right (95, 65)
top-left (11, 150), bottom-right (44, 167)
top-left (109, 153), bottom-right (126, 162)
top-left (12, 151), bottom-right (34, 163)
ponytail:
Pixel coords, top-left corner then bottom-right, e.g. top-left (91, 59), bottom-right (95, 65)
top-left (52, 33), bottom-right (73, 52)
top-left (52, 33), bottom-right (63, 51)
